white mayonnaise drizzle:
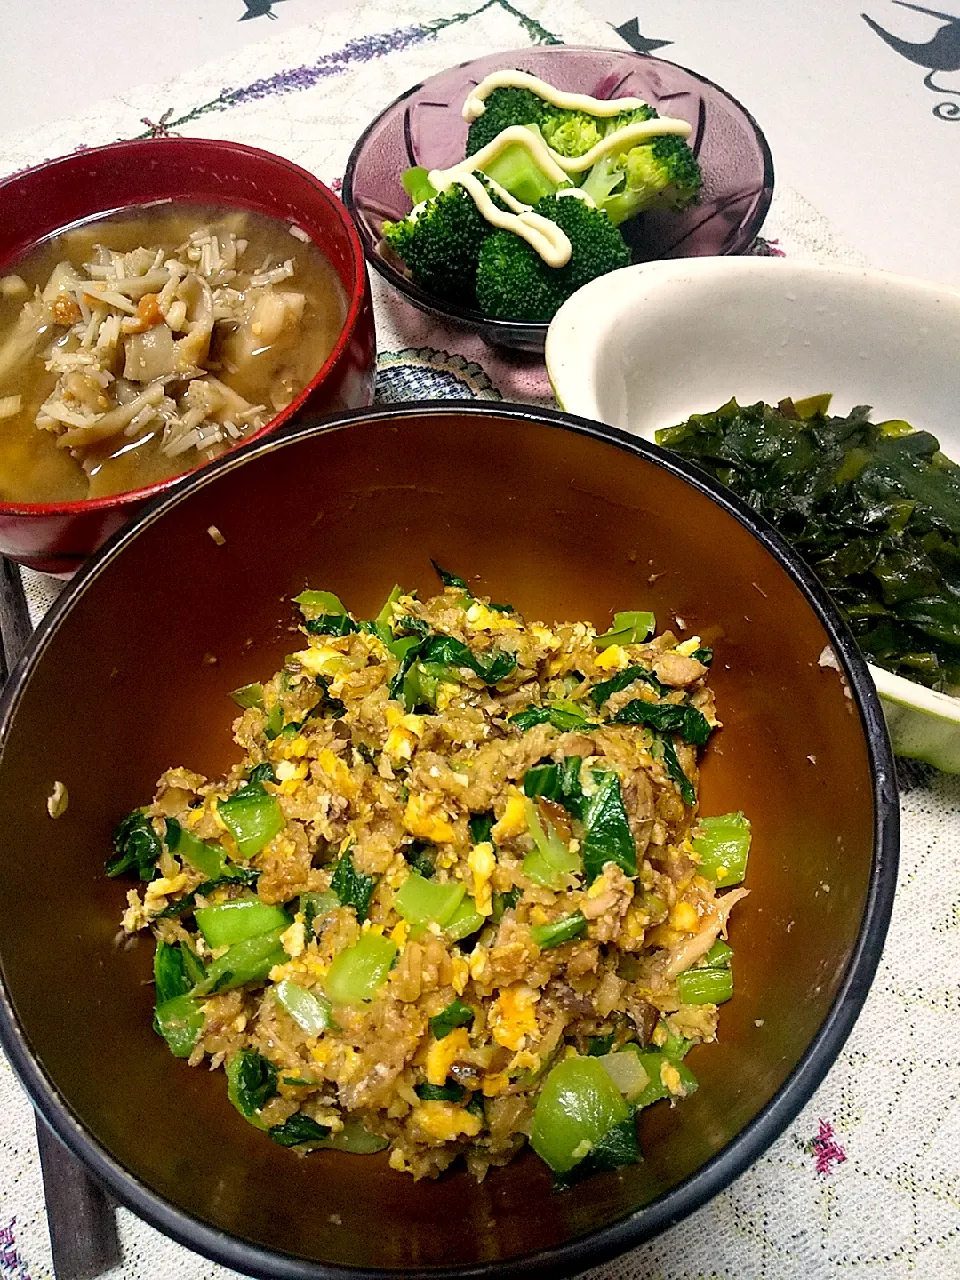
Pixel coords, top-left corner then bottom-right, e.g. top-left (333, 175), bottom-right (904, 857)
top-left (421, 71), bottom-right (695, 267)
top-left (463, 68), bottom-right (656, 122)
top-left (430, 126), bottom-right (569, 193)
top-left (428, 167), bottom-right (574, 267)
top-left (427, 103), bottom-right (692, 267)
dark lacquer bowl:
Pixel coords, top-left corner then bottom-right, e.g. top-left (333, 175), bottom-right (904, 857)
top-left (0, 138), bottom-right (376, 575)
top-left (0, 405), bottom-right (896, 1278)
top-left (343, 46), bottom-right (774, 353)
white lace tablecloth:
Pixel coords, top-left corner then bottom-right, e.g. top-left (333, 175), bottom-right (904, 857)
top-left (1, 1), bottom-right (959, 1276)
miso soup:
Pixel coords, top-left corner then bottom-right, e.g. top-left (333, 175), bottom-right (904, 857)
top-left (0, 203), bottom-right (347, 503)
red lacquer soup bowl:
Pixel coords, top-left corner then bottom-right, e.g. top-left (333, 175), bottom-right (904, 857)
top-left (0, 138), bottom-right (376, 575)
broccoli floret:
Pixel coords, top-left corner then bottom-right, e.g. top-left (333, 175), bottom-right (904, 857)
top-left (605, 104), bottom-right (660, 132)
top-left (624, 135), bottom-right (702, 209)
top-left (538, 102), bottom-right (660, 159)
top-left (580, 133), bottom-right (702, 225)
top-left (465, 86), bottom-right (548, 155)
top-left (466, 88), bottom-right (660, 159)
top-left (475, 230), bottom-right (567, 323)
top-left (382, 183), bottom-right (495, 307)
top-left (539, 110), bottom-right (605, 159)
top-left (475, 195), bottom-right (630, 323)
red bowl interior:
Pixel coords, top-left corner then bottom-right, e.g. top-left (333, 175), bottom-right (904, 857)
top-left (0, 138), bottom-right (374, 528)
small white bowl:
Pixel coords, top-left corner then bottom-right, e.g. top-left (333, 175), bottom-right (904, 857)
top-left (545, 257), bottom-right (960, 771)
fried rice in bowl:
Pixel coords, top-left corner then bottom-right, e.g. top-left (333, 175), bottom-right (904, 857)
top-left (0, 404), bottom-right (897, 1277)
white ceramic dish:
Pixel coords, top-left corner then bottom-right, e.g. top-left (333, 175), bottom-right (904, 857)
top-left (545, 257), bottom-right (960, 771)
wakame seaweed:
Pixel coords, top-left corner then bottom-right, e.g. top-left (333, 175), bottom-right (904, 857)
top-left (657, 398), bottom-right (960, 691)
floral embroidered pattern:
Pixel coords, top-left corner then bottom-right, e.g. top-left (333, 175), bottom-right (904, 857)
top-left (132, 0), bottom-right (561, 140)
top-left (0, 1221), bottom-right (31, 1280)
top-left (749, 235), bottom-right (786, 257)
top-left (808, 1118), bottom-right (847, 1175)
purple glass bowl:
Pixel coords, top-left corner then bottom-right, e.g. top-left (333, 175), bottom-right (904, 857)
top-left (343, 46), bottom-right (775, 353)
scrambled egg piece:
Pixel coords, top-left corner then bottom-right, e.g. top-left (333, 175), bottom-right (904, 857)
top-left (676, 636), bottom-right (702, 657)
top-left (660, 1060), bottom-right (685, 1097)
top-left (594, 643), bottom-right (628, 671)
top-left (425, 1027), bottom-right (470, 1086)
top-left (451, 954), bottom-right (469, 995)
top-left (317, 748), bottom-right (358, 800)
top-left (269, 957), bottom-right (307, 982)
top-left (143, 873), bottom-right (189, 912)
top-left (621, 902), bottom-right (648, 943)
top-left (412, 1101), bottom-right (482, 1142)
top-left (291, 646), bottom-right (354, 678)
top-left (508, 1048), bottom-right (540, 1072)
top-left (280, 921), bottom-right (306, 958)
top-left (388, 1147), bottom-right (416, 1173)
top-left (435, 682), bottom-right (457, 712)
top-left (122, 889), bottom-right (147, 933)
top-left (275, 758), bottom-right (309, 792)
top-left (668, 901), bottom-right (700, 933)
top-left (468, 841), bottom-right (496, 916)
top-left (275, 734), bottom-right (309, 760)
top-left (310, 1040), bottom-right (332, 1066)
top-left (404, 792), bottom-right (455, 843)
top-left (530, 623), bottom-right (560, 647)
top-left (489, 986), bottom-right (539, 1051)
top-left (384, 708), bottom-right (425, 761)
top-left (465, 602), bottom-right (521, 633)
top-left (492, 790), bottom-right (526, 842)
top-left (481, 1072), bottom-right (508, 1097)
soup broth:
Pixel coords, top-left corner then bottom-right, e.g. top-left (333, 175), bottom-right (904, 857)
top-left (0, 203), bottom-right (347, 503)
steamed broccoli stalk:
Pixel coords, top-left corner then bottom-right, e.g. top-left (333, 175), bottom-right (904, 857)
top-left (465, 86), bottom-right (548, 155)
top-left (475, 195), bottom-right (630, 323)
top-left (399, 158), bottom-right (557, 218)
top-left (477, 129), bottom-right (564, 206)
top-left (381, 182), bottom-right (496, 307)
top-left (401, 167), bottom-right (438, 205)
top-left (580, 134), bottom-right (702, 225)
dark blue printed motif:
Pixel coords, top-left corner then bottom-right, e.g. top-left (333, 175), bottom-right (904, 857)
top-left (375, 348), bottom-right (503, 403)
top-left (862, 1), bottom-right (960, 119)
top-left (614, 18), bottom-right (673, 55)
top-left (240, 0), bottom-right (288, 18)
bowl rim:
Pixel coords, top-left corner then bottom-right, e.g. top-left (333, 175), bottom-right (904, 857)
top-left (544, 254), bottom-right (960, 726)
top-left (546, 257), bottom-right (960, 376)
top-left (0, 402), bottom-right (898, 1280)
top-left (869, 661), bottom-right (960, 724)
top-left (341, 44), bottom-right (775, 340)
top-left (0, 136), bottom-right (370, 519)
